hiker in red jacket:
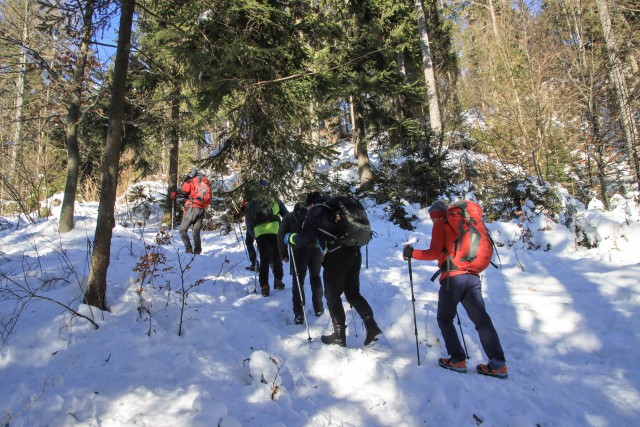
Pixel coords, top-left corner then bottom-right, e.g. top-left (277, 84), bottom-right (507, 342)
top-left (403, 200), bottom-right (508, 379)
top-left (170, 168), bottom-right (212, 255)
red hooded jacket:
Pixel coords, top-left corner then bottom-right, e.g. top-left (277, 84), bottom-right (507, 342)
top-left (179, 175), bottom-right (210, 210)
top-left (411, 210), bottom-right (470, 282)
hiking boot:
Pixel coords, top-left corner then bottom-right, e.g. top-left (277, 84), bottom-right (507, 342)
top-left (245, 263), bottom-right (258, 272)
top-left (294, 315), bottom-right (304, 325)
top-left (261, 285), bottom-right (270, 297)
top-left (185, 247), bottom-right (194, 254)
top-left (314, 308), bottom-right (325, 317)
top-left (193, 248), bottom-right (202, 255)
top-left (438, 358), bottom-right (467, 373)
top-left (321, 324), bottom-right (346, 347)
top-left (476, 360), bottom-right (508, 379)
top-left (274, 279), bottom-right (285, 290)
top-left (363, 315), bottom-right (382, 346)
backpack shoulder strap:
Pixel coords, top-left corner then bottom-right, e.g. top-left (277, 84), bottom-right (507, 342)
top-left (313, 202), bottom-right (338, 239)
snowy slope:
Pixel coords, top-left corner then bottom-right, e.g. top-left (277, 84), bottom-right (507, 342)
top-left (1, 190), bottom-right (639, 426)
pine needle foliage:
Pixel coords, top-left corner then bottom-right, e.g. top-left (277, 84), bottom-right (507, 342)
top-left (136, 0), bottom-right (335, 193)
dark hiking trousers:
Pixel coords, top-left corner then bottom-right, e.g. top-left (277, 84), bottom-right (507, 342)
top-left (322, 246), bottom-right (374, 326)
top-left (256, 233), bottom-right (284, 287)
top-left (246, 233), bottom-right (257, 265)
top-left (179, 207), bottom-right (205, 252)
top-left (437, 274), bottom-right (506, 363)
top-left (290, 246), bottom-right (324, 317)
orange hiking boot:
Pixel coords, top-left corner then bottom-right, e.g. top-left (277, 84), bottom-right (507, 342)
top-left (438, 358), bottom-right (467, 373)
top-left (476, 360), bottom-right (508, 379)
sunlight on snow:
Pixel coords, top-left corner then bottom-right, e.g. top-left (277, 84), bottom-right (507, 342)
top-left (514, 277), bottom-right (603, 353)
top-left (104, 385), bottom-right (201, 425)
top-left (582, 373), bottom-right (640, 416)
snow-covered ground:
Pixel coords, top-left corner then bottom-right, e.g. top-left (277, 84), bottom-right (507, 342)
top-left (1, 186), bottom-right (639, 427)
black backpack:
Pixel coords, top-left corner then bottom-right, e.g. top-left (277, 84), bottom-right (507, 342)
top-left (318, 196), bottom-right (372, 247)
top-left (293, 202), bottom-right (308, 228)
top-left (250, 196), bottom-right (281, 226)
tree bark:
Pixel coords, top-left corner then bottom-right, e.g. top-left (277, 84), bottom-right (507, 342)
top-left (166, 83), bottom-right (180, 219)
top-left (349, 95), bottom-right (356, 156)
top-left (596, 0), bottom-right (640, 192)
top-left (59, 0), bottom-right (96, 233)
top-left (303, 99), bottom-right (319, 186)
top-left (10, 0), bottom-right (30, 180)
top-left (351, 97), bottom-right (375, 191)
top-left (414, 0), bottom-right (443, 139)
top-left (84, 0), bottom-right (135, 310)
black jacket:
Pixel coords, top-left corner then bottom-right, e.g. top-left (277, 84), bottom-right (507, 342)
top-left (277, 203), bottom-right (313, 259)
top-left (291, 196), bottom-right (341, 250)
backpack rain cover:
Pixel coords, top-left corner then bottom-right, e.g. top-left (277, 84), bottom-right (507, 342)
top-left (442, 200), bottom-right (493, 275)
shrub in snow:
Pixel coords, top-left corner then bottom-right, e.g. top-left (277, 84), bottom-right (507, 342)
top-left (432, 177), bottom-right (640, 256)
top-left (118, 184), bottom-right (157, 228)
top-left (247, 350), bottom-right (286, 401)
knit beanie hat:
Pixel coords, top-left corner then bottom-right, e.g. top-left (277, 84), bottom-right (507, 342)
top-left (305, 191), bottom-right (322, 206)
top-left (428, 200), bottom-right (448, 219)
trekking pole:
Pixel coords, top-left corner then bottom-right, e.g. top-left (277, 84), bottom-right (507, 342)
top-left (290, 246), bottom-right (311, 341)
top-left (236, 221), bottom-right (250, 262)
top-left (456, 311), bottom-right (470, 359)
top-left (350, 305), bottom-right (358, 339)
top-left (231, 218), bottom-right (240, 244)
top-left (407, 258), bottom-right (421, 366)
top-left (252, 260), bottom-right (258, 293)
top-left (365, 244), bottom-right (369, 269)
top-left (171, 199), bottom-right (175, 229)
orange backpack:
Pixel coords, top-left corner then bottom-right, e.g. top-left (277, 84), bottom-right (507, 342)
top-left (441, 200), bottom-right (495, 275)
top-left (191, 175), bottom-right (212, 208)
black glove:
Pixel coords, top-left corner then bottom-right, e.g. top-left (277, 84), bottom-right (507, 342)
top-left (403, 245), bottom-right (414, 261)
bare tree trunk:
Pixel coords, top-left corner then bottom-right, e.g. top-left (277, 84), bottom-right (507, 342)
top-left (562, 0), bottom-right (610, 207)
top-left (166, 84), bottom-right (180, 218)
top-left (60, 0), bottom-right (96, 233)
top-left (0, 129), bottom-right (4, 215)
top-left (10, 0), bottom-right (30, 179)
top-left (487, 0), bottom-right (501, 42)
top-left (36, 41), bottom-right (57, 214)
top-left (351, 97), bottom-right (375, 191)
top-left (488, 0), bottom-right (542, 181)
top-left (349, 95), bottom-right (356, 156)
top-left (395, 51), bottom-right (407, 142)
top-left (587, 111), bottom-right (610, 209)
top-left (303, 99), bottom-right (319, 186)
top-left (84, 0), bottom-right (135, 310)
top-left (595, 145), bottom-right (609, 208)
top-left (340, 99), bottom-right (350, 134)
top-left (596, 0), bottom-right (640, 192)
top-left (414, 0), bottom-right (443, 139)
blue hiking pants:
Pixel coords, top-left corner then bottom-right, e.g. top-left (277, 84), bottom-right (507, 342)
top-left (437, 274), bottom-right (506, 363)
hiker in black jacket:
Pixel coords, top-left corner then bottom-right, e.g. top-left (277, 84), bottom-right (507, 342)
top-left (283, 192), bottom-right (382, 347)
top-left (278, 201), bottom-right (325, 325)
top-left (240, 198), bottom-right (258, 271)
